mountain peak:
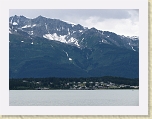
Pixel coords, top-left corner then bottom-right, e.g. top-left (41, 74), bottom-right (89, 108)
top-left (36, 15), bottom-right (46, 19)
top-left (9, 15), bottom-right (139, 78)
top-left (9, 15), bottom-right (139, 51)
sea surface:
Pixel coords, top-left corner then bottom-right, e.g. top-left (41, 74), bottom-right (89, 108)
top-left (9, 90), bottom-right (139, 106)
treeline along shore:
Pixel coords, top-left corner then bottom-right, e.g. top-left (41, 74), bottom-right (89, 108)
top-left (9, 76), bottom-right (139, 90)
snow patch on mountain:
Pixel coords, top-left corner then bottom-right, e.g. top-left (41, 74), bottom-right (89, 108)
top-left (17, 19), bottom-right (19, 23)
top-left (68, 37), bottom-right (80, 47)
top-left (22, 25), bottom-right (31, 28)
top-left (32, 24), bottom-right (36, 27)
top-left (43, 33), bottom-right (80, 47)
top-left (80, 38), bottom-right (85, 44)
top-left (121, 35), bottom-right (139, 41)
top-left (129, 43), bottom-right (136, 51)
top-left (68, 28), bottom-right (70, 35)
top-left (45, 23), bottom-right (50, 33)
top-left (74, 41), bottom-right (80, 47)
top-left (22, 24), bottom-right (36, 29)
top-left (28, 31), bottom-right (33, 35)
top-left (128, 36), bottom-right (139, 40)
top-left (63, 50), bottom-right (69, 57)
top-left (63, 50), bottom-right (72, 61)
top-left (131, 46), bottom-right (136, 51)
top-left (68, 37), bottom-right (75, 42)
top-left (10, 17), bottom-right (13, 24)
top-left (13, 22), bottom-right (18, 25)
top-left (69, 58), bottom-right (72, 61)
top-left (43, 33), bottom-right (67, 43)
top-left (102, 39), bottom-right (109, 44)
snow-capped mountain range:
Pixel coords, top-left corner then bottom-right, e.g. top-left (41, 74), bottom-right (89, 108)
top-left (9, 15), bottom-right (139, 79)
top-left (9, 15), bottom-right (139, 51)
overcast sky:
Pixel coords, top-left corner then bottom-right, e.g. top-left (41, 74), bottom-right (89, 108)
top-left (9, 9), bottom-right (139, 36)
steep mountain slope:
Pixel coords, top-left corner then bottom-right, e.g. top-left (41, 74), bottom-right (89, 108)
top-left (9, 15), bottom-right (139, 78)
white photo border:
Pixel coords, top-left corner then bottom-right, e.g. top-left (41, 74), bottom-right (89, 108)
top-left (0, 0), bottom-right (148, 115)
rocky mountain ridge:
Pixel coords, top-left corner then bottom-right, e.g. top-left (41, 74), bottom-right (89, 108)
top-left (9, 15), bottom-right (139, 51)
top-left (9, 15), bottom-right (139, 78)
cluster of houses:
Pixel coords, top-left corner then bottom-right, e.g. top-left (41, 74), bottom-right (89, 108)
top-left (23, 80), bottom-right (139, 90)
top-left (67, 81), bottom-right (139, 90)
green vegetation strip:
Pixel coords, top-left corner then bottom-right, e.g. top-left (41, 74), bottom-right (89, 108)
top-left (9, 76), bottom-right (139, 90)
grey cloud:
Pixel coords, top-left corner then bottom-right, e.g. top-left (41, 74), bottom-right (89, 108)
top-left (9, 9), bottom-right (138, 20)
top-left (9, 9), bottom-right (139, 36)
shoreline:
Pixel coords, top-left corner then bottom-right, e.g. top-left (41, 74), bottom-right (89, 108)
top-left (9, 89), bottom-right (139, 91)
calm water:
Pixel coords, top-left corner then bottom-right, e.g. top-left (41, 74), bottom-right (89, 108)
top-left (9, 90), bottom-right (139, 106)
